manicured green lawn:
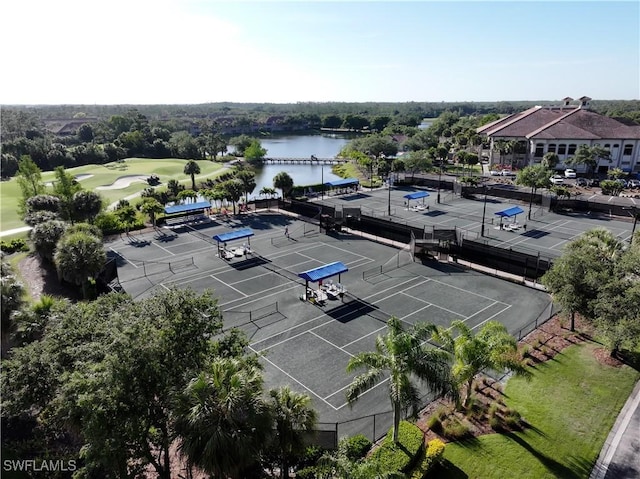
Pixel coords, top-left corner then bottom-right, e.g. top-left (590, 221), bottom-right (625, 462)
top-left (439, 342), bottom-right (640, 479)
top-left (0, 158), bottom-right (227, 232)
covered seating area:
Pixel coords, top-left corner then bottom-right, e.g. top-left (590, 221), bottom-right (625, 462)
top-left (404, 191), bottom-right (430, 211)
top-left (212, 228), bottom-right (254, 260)
top-left (324, 178), bottom-right (359, 195)
top-left (494, 206), bottom-right (525, 231)
top-left (163, 201), bottom-right (212, 227)
top-left (298, 261), bottom-right (348, 305)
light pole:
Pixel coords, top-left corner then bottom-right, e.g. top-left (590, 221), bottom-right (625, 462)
top-left (321, 165), bottom-right (324, 200)
top-left (437, 165), bottom-right (442, 204)
top-left (387, 173), bottom-right (392, 216)
top-left (481, 185), bottom-right (489, 237)
top-left (623, 206), bottom-right (639, 243)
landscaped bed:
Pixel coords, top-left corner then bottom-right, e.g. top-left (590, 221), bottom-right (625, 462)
top-left (424, 315), bottom-right (639, 479)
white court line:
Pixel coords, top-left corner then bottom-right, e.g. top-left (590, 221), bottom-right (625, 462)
top-left (310, 330), bottom-right (355, 360)
top-left (251, 347), bottom-right (340, 411)
top-left (254, 280), bottom-right (428, 352)
top-left (151, 241), bottom-right (176, 256)
top-left (109, 247), bottom-right (139, 268)
top-left (399, 292), bottom-right (466, 318)
top-left (410, 275), bottom-right (510, 306)
top-left (207, 275), bottom-right (248, 298)
top-left (220, 284), bottom-right (301, 309)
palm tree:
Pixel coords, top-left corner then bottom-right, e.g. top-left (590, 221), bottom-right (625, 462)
top-left (177, 189), bottom-right (197, 204)
top-left (430, 320), bottom-right (531, 409)
top-left (268, 386), bottom-right (318, 479)
top-left (346, 316), bottom-right (454, 444)
top-left (515, 164), bottom-right (553, 219)
top-left (566, 145), bottom-right (611, 178)
top-left (235, 170), bottom-right (257, 204)
top-left (139, 197), bottom-right (164, 227)
top-left (175, 357), bottom-right (272, 479)
top-left (568, 228), bottom-right (624, 263)
top-left (273, 171), bottom-right (294, 199)
top-left (184, 160), bottom-right (201, 190)
top-left (54, 231), bottom-right (106, 299)
top-left (542, 152), bottom-right (560, 171)
top-left (259, 186), bottom-right (277, 199)
top-left (220, 179), bottom-right (243, 214)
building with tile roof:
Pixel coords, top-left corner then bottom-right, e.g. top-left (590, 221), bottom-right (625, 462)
top-left (477, 97), bottom-right (640, 174)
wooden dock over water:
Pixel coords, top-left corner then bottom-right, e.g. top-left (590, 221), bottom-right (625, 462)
top-left (261, 156), bottom-right (348, 165)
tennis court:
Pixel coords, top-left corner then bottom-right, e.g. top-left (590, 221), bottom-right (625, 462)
top-left (106, 211), bottom-right (552, 429)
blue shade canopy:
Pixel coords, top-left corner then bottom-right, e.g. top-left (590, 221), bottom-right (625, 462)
top-left (325, 178), bottom-right (359, 187)
top-left (164, 201), bottom-right (211, 215)
top-left (403, 191), bottom-right (430, 200)
top-left (495, 206), bottom-right (524, 218)
top-left (298, 261), bottom-right (348, 282)
top-left (212, 228), bottom-right (254, 243)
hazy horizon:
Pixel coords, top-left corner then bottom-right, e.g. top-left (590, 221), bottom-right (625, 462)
top-left (3, 1), bottom-right (638, 105)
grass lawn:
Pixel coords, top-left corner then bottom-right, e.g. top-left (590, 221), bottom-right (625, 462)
top-left (0, 158), bottom-right (227, 232)
top-left (439, 342), bottom-right (640, 479)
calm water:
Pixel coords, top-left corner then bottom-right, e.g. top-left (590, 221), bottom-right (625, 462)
top-left (247, 133), bottom-right (352, 198)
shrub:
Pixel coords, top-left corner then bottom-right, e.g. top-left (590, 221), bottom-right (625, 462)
top-left (339, 434), bottom-right (372, 461)
top-left (442, 417), bottom-right (471, 440)
top-left (426, 414), bottom-right (442, 433)
top-left (409, 439), bottom-right (446, 479)
top-left (94, 212), bottom-right (122, 235)
top-left (369, 421), bottom-right (424, 473)
top-left (504, 408), bottom-right (523, 429)
top-left (0, 238), bottom-right (29, 254)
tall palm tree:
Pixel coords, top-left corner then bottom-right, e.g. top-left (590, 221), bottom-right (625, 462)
top-left (273, 171), bottom-right (294, 199)
top-left (175, 357), bottom-right (272, 479)
top-left (268, 386), bottom-right (318, 479)
top-left (139, 197), bottom-right (164, 227)
top-left (235, 170), bottom-right (257, 204)
top-left (430, 320), bottom-right (531, 409)
top-left (346, 316), bottom-right (454, 444)
top-left (184, 160), bottom-right (201, 190)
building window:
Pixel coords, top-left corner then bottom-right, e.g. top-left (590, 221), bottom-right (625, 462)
top-left (547, 144), bottom-right (556, 153)
top-left (624, 145), bottom-right (633, 156)
top-left (568, 144), bottom-right (577, 155)
top-left (614, 144), bottom-right (619, 148)
top-left (558, 144), bottom-right (567, 155)
top-left (604, 144), bottom-right (610, 149)
top-left (534, 145), bottom-right (544, 157)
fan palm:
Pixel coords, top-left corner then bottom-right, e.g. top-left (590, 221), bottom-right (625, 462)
top-left (269, 386), bottom-right (318, 479)
top-left (175, 357), bottom-right (272, 479)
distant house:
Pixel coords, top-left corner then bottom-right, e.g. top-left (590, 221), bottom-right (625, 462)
top-left (477, 97), bottom-right (640, 174)
top-left (44, 117), bottom-right (98, 136)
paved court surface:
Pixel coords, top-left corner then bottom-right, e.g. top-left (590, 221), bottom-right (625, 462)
top-left (317, 183), bottom-right (636, 259)
top-left (106, 211), bottom-right (552, 437)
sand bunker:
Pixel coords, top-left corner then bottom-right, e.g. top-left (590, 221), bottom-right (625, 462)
top-left (45, 174), bottom-right (94, 187)
top-left (95, 175), bottom-right (150, 190)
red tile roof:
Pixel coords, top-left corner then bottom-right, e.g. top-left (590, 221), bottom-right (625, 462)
top-left (477, 107), bottom-right (640, 141)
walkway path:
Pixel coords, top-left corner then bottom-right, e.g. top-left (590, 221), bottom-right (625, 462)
top-left (590, 380), bottom-right (640, 479)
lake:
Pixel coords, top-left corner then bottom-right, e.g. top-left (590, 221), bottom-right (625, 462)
top-left (247, 133), bottom-right (352, 198)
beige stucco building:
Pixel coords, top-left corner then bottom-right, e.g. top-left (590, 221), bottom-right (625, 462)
top-left (477, 97), bottom-right (640, 174)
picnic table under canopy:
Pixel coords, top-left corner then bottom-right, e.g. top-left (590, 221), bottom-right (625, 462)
top-left (298, 261), bottom-right (348, 303)
top-left (212, 228), bottom-right (254, 259)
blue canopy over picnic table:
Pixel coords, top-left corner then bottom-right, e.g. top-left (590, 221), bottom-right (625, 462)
top-left (164, 201), bottom-right (211, 215)
top-left (403, 191), bottom-right (430, 207)
top-left (494, 206), bottom-right (524, 227)
top-left (325, 178), bottom-right (359, 188)
top-left (494, 206), bottom-right (524, 218)
top-left (298, 261), bottom-right (348, 303)
top-left (212, 228), bottom-right (254, 244)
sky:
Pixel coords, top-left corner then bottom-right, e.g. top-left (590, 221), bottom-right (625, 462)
top-left (2, 0), bottom-right (638, 104)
